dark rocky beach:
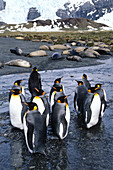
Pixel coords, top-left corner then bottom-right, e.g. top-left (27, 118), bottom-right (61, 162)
top-left (0, 37), bottom-right (113, 169)
top-left (0, 37), bottom-right (111, 76)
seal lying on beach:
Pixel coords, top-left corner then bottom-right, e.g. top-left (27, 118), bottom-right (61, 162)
top-left (10, 47), bottom-right (23, 55)
top-left (4, 59), bottom-right (32, 68)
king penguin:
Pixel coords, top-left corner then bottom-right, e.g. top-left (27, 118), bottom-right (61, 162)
top-left (94, 83), bottom-right (107, 118)
top-left (50, 86), bottom-right (65, 108)
top-left (31, 88), bottom-right (50, 126)
top-left (49, 77), bottom-right (64, 108)
top-left (9, 89), bottom-right (27, 130)
top-left (83, 92), bottom-right (101, 128)
top-left (82, 74), bottom-right (91, 89)
top-left (74, 80), bottom-right (88, 115)
top-left (51, 95), bottom-right (70, 140)
top-left (28, 67), bottom-right (42, 95)
top-left (23, 102), bottom-right (47, 154)
top-left (9, 79), bottom-right (25, 101)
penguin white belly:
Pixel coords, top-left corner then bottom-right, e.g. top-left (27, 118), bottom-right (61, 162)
top-left (59, 123), bottom-right (64, 139)
top-left (9, 95), bottom-right (23, 129)
top-left (23, 114), bottom-right (33, 153)
top-left (46, 113), bottom-right (49, 127)
top-left (21, 86), bottom-right (25, 96)
top-left (33, 97), bottom-right (45, 115)
top-left (101, 104), bottom-right (105, 118)
top-left (87, 94), bottom-right (101, 129)
top-left (65, 104), bottom-right (70, 127)
top-left (50, 91), bottom-right (56, 107)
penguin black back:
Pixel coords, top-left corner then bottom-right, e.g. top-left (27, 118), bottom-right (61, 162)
top-left (28, 67), bottom-right (42, 95)
top-left (74, 80), bottom-right (88, 115)
top-left (51, 95), bottom-right (70, 140)
top-left (82, 74), bottom-right (91, 89)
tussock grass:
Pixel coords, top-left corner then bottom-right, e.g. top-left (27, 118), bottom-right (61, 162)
top-left (0, 30), bottom-right (113, 45)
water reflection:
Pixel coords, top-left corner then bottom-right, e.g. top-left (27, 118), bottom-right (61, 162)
top-left (10, 141), bottom-right (24, 168)
top-left (26, 139), bottom-right (68, 170)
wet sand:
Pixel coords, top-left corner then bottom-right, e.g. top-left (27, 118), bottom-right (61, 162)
top-left (0, 37), bottom-right (113, 169)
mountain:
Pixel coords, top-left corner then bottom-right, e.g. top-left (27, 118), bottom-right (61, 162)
top-left (0, 0), bottom-right (113, 30)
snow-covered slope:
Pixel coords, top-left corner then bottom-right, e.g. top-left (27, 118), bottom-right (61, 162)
top-left (0, 0), bottom-right (77, 24)
top-left (0, 0), bottom-right (113, 30)
top-left (97, 11), bottom-right (113, 30)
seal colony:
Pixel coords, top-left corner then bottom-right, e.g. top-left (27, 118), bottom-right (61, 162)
top-left (9, 66), bottom-right (107, 155)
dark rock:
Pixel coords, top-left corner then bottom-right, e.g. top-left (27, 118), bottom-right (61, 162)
top-left (27, 7), bottom-right (41, 21)
top-left (0, 21), bottom-right (6, 26)
top-left (0, 61), bottom-right (4, 68)
top-left (56, 0), bottom-right (113, 21)
top-left (55, 18), bottom-right (108, 30)
top-left (30, 19), bottom-right (52, 26)
top-left (0, 0), bottom-right (6, 11)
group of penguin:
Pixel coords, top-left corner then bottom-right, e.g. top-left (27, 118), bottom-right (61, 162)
top-left (9, 66), bottom-right (107, 155)
top-left (74, 74), bottom-right (107, 128)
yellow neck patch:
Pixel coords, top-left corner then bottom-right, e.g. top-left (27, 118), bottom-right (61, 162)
top-left (33, 106), bottom-right (38, 111)
top-left (57, 100), bottom-right (61, 103)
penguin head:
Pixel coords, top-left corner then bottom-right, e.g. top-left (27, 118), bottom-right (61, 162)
top-left (14, 80), bottom-right (23, 86)
top-left (82, 74), bottom-right (87, 79)
top-left (25, 102), bottom-right (38, 111)
top-left (88, 87), bottom-right (96, 93)
top-left (11, 89), bottom-right (21, 95)
top-left (76, 80), bottom-right (84, 86)
top-left (53, 86), bottom-right (63, 92)
top-left (57, 95), bottom-right (68, 103)
top-left (32, 67), bottom-right (38, 72)
top-left (95, 83), bottom-right (103, 89)
top-left (54, 77), bottom-right (63, 84)
top-left (34, 88), bottom-right (45, 96)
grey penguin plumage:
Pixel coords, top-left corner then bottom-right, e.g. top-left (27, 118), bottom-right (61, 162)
top-left (51, 95), bottom-right (70, 140)
top-left (82, 74), bottom-right (91, 89)
top-left (9, 89), bottom-right (27, 130)
top-left (23, 102), bottom-right (47, 154)
top-left (28, 67), bottom-right (42, 95)
top-left (83, 92), bottom-right (101, 128)
top-left (74, 80), bottom-right (88, 115)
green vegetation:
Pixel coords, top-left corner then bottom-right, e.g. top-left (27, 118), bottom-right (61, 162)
top-left (0, 30), bottom-right (113, 46)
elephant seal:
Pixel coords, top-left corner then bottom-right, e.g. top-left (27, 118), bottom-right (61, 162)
top-left (51, 52), bottom-right (65, 60)
top-left (10, 47), bottom-right (23, 55)
top-left (5, 59), bottom-right (32, 68)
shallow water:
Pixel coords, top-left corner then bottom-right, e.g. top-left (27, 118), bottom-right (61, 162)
top-left (0, 58), bottom-right (113, 169)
